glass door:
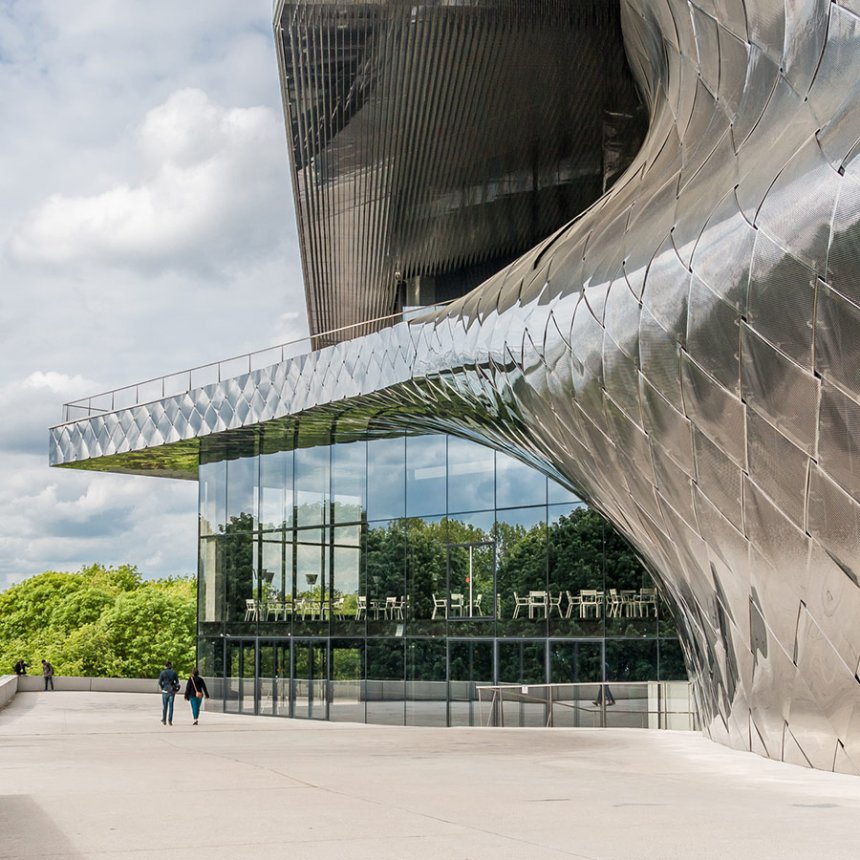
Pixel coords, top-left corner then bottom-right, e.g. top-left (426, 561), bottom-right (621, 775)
top-left (293, 639), bottom-right (329, 720)
top-left (258, 640), bottom-right (289, 716)
top-left (225, 639), bottom-right (257, 715)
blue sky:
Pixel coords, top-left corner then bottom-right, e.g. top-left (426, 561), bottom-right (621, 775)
top-left (0, 2), bottom-right (306, 588)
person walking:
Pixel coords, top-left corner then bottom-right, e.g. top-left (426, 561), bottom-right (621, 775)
top-left (183, 667), bottom-right (210, 725)
top-left (41, 660), bottom-right (54, 691)
top-left (157, 661), bottom-right (180, 726)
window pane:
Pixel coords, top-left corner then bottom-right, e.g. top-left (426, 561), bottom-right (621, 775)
top-left (367, 437), bottom-right (405, 520)
top-left (449, 640), bottom-right (494, 726)
top-left (406, 516), bottom-right (447, 631)
top-left (547, 505), bottom-right (604, 636)
top-left (223, 530), bottom-right (258, 624)
top-left (226, 456), bottom-right (257, 529)
top-left (406, 639), bottom-right (447, 726)
top-left (366, 640), bottom-right (405, 725)
top-left (548, 479), bottom-right (581, 505)
top-left (495, 507), bottom-right (547, 633)
top-left (260, 450), bottom-right (289, 530)
top-left (406, 434), bottom-right (446, 516)
top-left (332, 525), bottom-right (361, 613)
top-left (332, 440), bottom-right (366, 522)
top-left (447, 437), bottom-right (494, 512)
top-left (199, 460), bottom-right (226, 536)
top-left (295, 446), bottom-right (329, 527)
top-left (198, 536), bottom-right (224, 623)
top-left (496, 450), bottom-right (546, 509)
top-left (331, 639), bottom-right (365, 722)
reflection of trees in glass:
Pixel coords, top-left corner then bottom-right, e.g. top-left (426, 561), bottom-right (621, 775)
top-left (367, 639), bottom-right (404, 680)
top-left (498, 641), bottom-right (545, 684)
top-left (407, 640), bottom-right (447, 682)
top-left (221, 513), bottom-right (256, 621)
top-left (605, 639), bottom-right (659, 681)
top-left (365, 521), bottom-right (406, 599)
top-left (657, 639), bottom-right (688, 680)
top-left (405, 519), bottom-right (447, 620)
top-left (449, 640), bottom-right (493, 683)
top-left (332, 646), bottom-right (362, 680)
top-left (496, 519), bottom-right (546, 616)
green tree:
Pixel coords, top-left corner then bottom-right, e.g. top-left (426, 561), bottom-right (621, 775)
top-left (0, 565), bottom-right (195, 678)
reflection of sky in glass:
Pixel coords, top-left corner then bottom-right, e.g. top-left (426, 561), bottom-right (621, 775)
top-left (333, 546), bottom-right (360, 596)
top-left (548, 478), bottom-right (580, 505)
top-left (548, 501), bottom-right (586, 525)
top-left (226, 456), bottom-right (257, 524)
top-left (296, 527), bottom-right (327, 591)
top-left (295, 445), bottom-right (329, 526)
top-left (407, 434), bottom-right (446, 517)
top-left (496, 505), bottom-right (546, 530)
top-left (260, 450), bottom-right (288, 529)
top-left (199, 460), bottom-right (226, 534)
top-left (496, 450), bottom-right (546, 509)
top-left (367, 437), bottom-right (405, 520)
top-left (332, 440), bottom-right (366, 522)
top-left (447, 437), bottom-right (494, 512)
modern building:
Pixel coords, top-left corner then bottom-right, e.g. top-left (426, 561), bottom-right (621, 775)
top-left (50, 0), bottom-right (860, 773)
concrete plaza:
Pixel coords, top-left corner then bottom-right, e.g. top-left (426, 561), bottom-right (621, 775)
top-left (1, 691), bottom-right (859, 859)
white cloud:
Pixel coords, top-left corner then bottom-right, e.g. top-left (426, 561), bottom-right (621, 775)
top-left (9, 88), bottom-right (288, 273)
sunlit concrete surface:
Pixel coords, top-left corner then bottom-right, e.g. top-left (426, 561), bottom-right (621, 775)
top-left (2, 692), bottom-right (859, 860)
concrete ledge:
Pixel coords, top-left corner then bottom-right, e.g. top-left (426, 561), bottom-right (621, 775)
top-left (16, 676), bottom-right (160, 693)
top-left (0, 675), bottom-right (17, 709)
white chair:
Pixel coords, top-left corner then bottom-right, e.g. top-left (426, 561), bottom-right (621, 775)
top-left (431, 593), bottom-right (447, 619)
top-left (450, 593), bottom-right (465, 617)
top-left (266, 601), bottom-right (285, 621)
top-left (355, 595), bottom-right (367, 621)
top-left (512, 592), bottom-right (530, 619)
top-left (607, 589), bottom-right (622, 618)
top-left (579, 590), bottom-right (602, 619)
top-left (390, 596), bottom-right (405, 620)
top-left (565, 590), bottom-right (581, 619)
top-left (528, 591), bottom-right (548, 619)
top-left (244, 598), bottom-right (259, 621)
top-left (548, 591), bottom-right (564, 618)
top-left (639, 587), bottom-right (657, 617)
top-left (384, 596), bottom-right (398, 620)
top-left (620, 590), bottom-right (637, 617)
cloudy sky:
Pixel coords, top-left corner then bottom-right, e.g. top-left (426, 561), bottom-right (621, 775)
top-left (0, 2), bottom-right (306, 589)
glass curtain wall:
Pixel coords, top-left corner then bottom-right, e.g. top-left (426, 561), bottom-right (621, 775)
top-left (199, 423), bottom-right (685, 723)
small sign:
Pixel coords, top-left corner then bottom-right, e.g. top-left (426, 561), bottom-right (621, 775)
top-left (521, 685), bottom-right (529, 694)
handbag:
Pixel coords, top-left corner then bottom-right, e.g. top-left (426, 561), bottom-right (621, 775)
top-left (191, 677), bottom-right (203, 699)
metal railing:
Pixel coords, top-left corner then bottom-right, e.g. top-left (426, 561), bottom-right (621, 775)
top-left (476, 681), bottom-right (698, 731)
top-left (55, 301), bottom-right (455, 426)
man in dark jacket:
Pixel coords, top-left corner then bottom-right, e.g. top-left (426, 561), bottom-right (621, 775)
top-left (157, 661), bottom-right (180, 726)
top-left (41, 660), bottom-right (54, 691)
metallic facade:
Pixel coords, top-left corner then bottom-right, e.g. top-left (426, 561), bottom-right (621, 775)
top-left (275, 0), bottom-right (643, 342)
top-left (51, 0), bottom-right (860, 773)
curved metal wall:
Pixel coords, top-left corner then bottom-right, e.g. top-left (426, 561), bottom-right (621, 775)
top-left (51, 0), bottom-right (860, 772)
top-left (274, 0), bottom-right (642, 343)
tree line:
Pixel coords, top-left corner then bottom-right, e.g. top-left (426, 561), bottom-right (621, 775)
top-left (0, 564), bottom-right (195, 678)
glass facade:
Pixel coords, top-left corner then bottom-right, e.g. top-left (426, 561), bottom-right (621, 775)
top-left (198, 423), bottom-right (685, 724)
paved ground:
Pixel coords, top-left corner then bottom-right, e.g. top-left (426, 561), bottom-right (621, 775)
top-left (2, 692), bottom-right (859, 859)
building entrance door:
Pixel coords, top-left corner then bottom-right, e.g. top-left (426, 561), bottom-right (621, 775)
top-left (225, 639), bottom-right (257, 715)
top-left (258, 640), bottom-right (289, 716)
top-left (293, 640), bottom-right (328, 720)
